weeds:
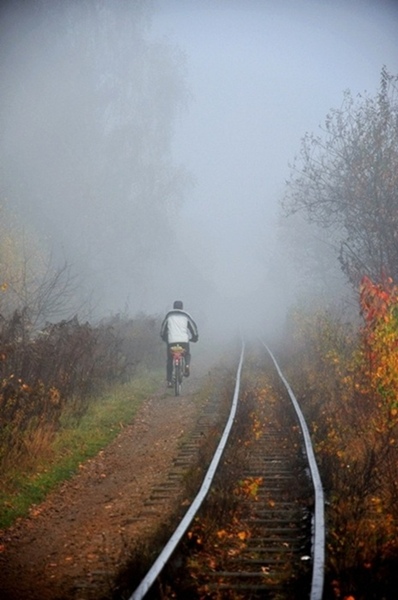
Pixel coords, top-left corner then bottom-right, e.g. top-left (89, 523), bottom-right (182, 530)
top-left (0, 307), bottom-right (164, 528)
top-left (0, 372), bottom-right (161, 528)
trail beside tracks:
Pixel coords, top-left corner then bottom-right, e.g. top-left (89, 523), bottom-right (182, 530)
top-left (0, 359), bottom-right (224, 600)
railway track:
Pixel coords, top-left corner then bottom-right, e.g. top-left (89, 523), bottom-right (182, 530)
top-left (128, 341), bottom-right (325, 599)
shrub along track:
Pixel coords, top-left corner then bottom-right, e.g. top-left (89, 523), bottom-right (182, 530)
top-left (0, 355), bottom-right (235, 600)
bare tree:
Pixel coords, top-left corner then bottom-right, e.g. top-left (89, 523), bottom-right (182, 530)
top-left (283, 67), bottom-right (398, 287)
top-left (0, 205), bottom-right (84, 331)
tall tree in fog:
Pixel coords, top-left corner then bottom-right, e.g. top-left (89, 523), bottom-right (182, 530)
top-left (276, 211), bottom-right (352, 310)
top-left (283, 67), bottom-right (398, 288)
top-left (0, 0), bottom-right (190, 311)
top-left (0, 203), bottom-right (81, 327)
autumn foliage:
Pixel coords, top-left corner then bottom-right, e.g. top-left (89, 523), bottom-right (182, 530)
top-left (359, 274), bottom-right (398, 421)
top-left (283, 275), bottom-right (398, 598)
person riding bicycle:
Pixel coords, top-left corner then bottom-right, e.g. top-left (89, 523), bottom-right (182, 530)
top-left (160, 300), bottom-right (199, 387)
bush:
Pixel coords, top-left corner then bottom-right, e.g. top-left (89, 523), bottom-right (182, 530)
top-left (0, 311), bottom-right (163, 472)
top-left (280, 290), bottom-right (398, 598)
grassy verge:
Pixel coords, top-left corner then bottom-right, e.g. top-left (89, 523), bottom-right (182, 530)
top-left (0, 370), bottom-right (162, 529)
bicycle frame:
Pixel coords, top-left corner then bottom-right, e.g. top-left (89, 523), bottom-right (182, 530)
top-left (170, 344), bottom-right (186, 396)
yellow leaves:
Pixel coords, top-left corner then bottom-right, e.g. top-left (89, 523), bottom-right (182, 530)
top-left (48, 387), bottom-right (61, 405)
top-left (359, 277), bottom-right (398, 415)
top-left (370, 496), bottom-right (383, 514)
top-left (326, 350), bottom-right (340, 365)
top-left (236, 476), bottom-right (263, 499)
top-left (284, 279), bottom-right (398, 594)
top-left (1, 282), bottom-right (8, 291)
top-left (251, 414), bottom-right (263, 440)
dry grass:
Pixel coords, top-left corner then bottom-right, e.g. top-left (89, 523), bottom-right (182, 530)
top-left (0, 371), bottom-right (161, 528)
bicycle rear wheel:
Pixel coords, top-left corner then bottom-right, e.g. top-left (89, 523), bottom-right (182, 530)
top-left (174, 360), bottom-right (181, 396)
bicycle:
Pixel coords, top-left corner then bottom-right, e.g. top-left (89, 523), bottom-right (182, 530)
top-left (170, 344), bottom-right (186, 396)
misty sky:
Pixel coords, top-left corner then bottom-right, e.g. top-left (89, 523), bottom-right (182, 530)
top-left (1, 0), bottom-right (398, 338)
top-left (151, 0), bottom-right (398, 317)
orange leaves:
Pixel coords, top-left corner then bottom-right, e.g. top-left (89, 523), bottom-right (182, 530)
top-left (235, 477), bottom-right (263, 499)
top-left (215, 527), bottom-right (248, 543)
top-left (216, 529), bottom-right (227, 540)
top-left (285, 281), bottom-right (398, 596)
top-left (186, 513), bottom-right (251, 590)
top-left (359, 274), bottom-right (398, 326)
top-left (358, 274), bottom-right (398, 421)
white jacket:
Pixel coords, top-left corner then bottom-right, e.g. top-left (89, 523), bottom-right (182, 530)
top-left (160, 309), bottom-right (198, 344)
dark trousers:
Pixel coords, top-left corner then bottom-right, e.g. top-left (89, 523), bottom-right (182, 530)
top-left (167, 342), bottom-right (190, 382)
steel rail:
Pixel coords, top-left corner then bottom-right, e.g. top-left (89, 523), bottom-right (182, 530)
top-left (128, 343), bottom-right (246, 600)
top-left (262, 342), bottom-right (325, 600)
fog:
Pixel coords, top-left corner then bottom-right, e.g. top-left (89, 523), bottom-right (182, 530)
top-left (1, 0), bottom-right (398, 341)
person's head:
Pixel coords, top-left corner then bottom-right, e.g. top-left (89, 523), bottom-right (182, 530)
top-left (173, 300), bottom-right (183, 310)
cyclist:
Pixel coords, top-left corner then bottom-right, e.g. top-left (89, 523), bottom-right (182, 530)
top-left (160, 300), bottom-right (199, 387)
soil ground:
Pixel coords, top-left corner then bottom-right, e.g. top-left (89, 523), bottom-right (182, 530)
top-left (0, 361), bottom-right (212, 600)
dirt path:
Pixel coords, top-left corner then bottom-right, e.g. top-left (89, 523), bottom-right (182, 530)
top-left (0, 369), bottom-right (210, 600)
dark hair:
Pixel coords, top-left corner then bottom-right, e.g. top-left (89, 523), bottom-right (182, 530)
top-left (173, 300), bottom-right (183, 309)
